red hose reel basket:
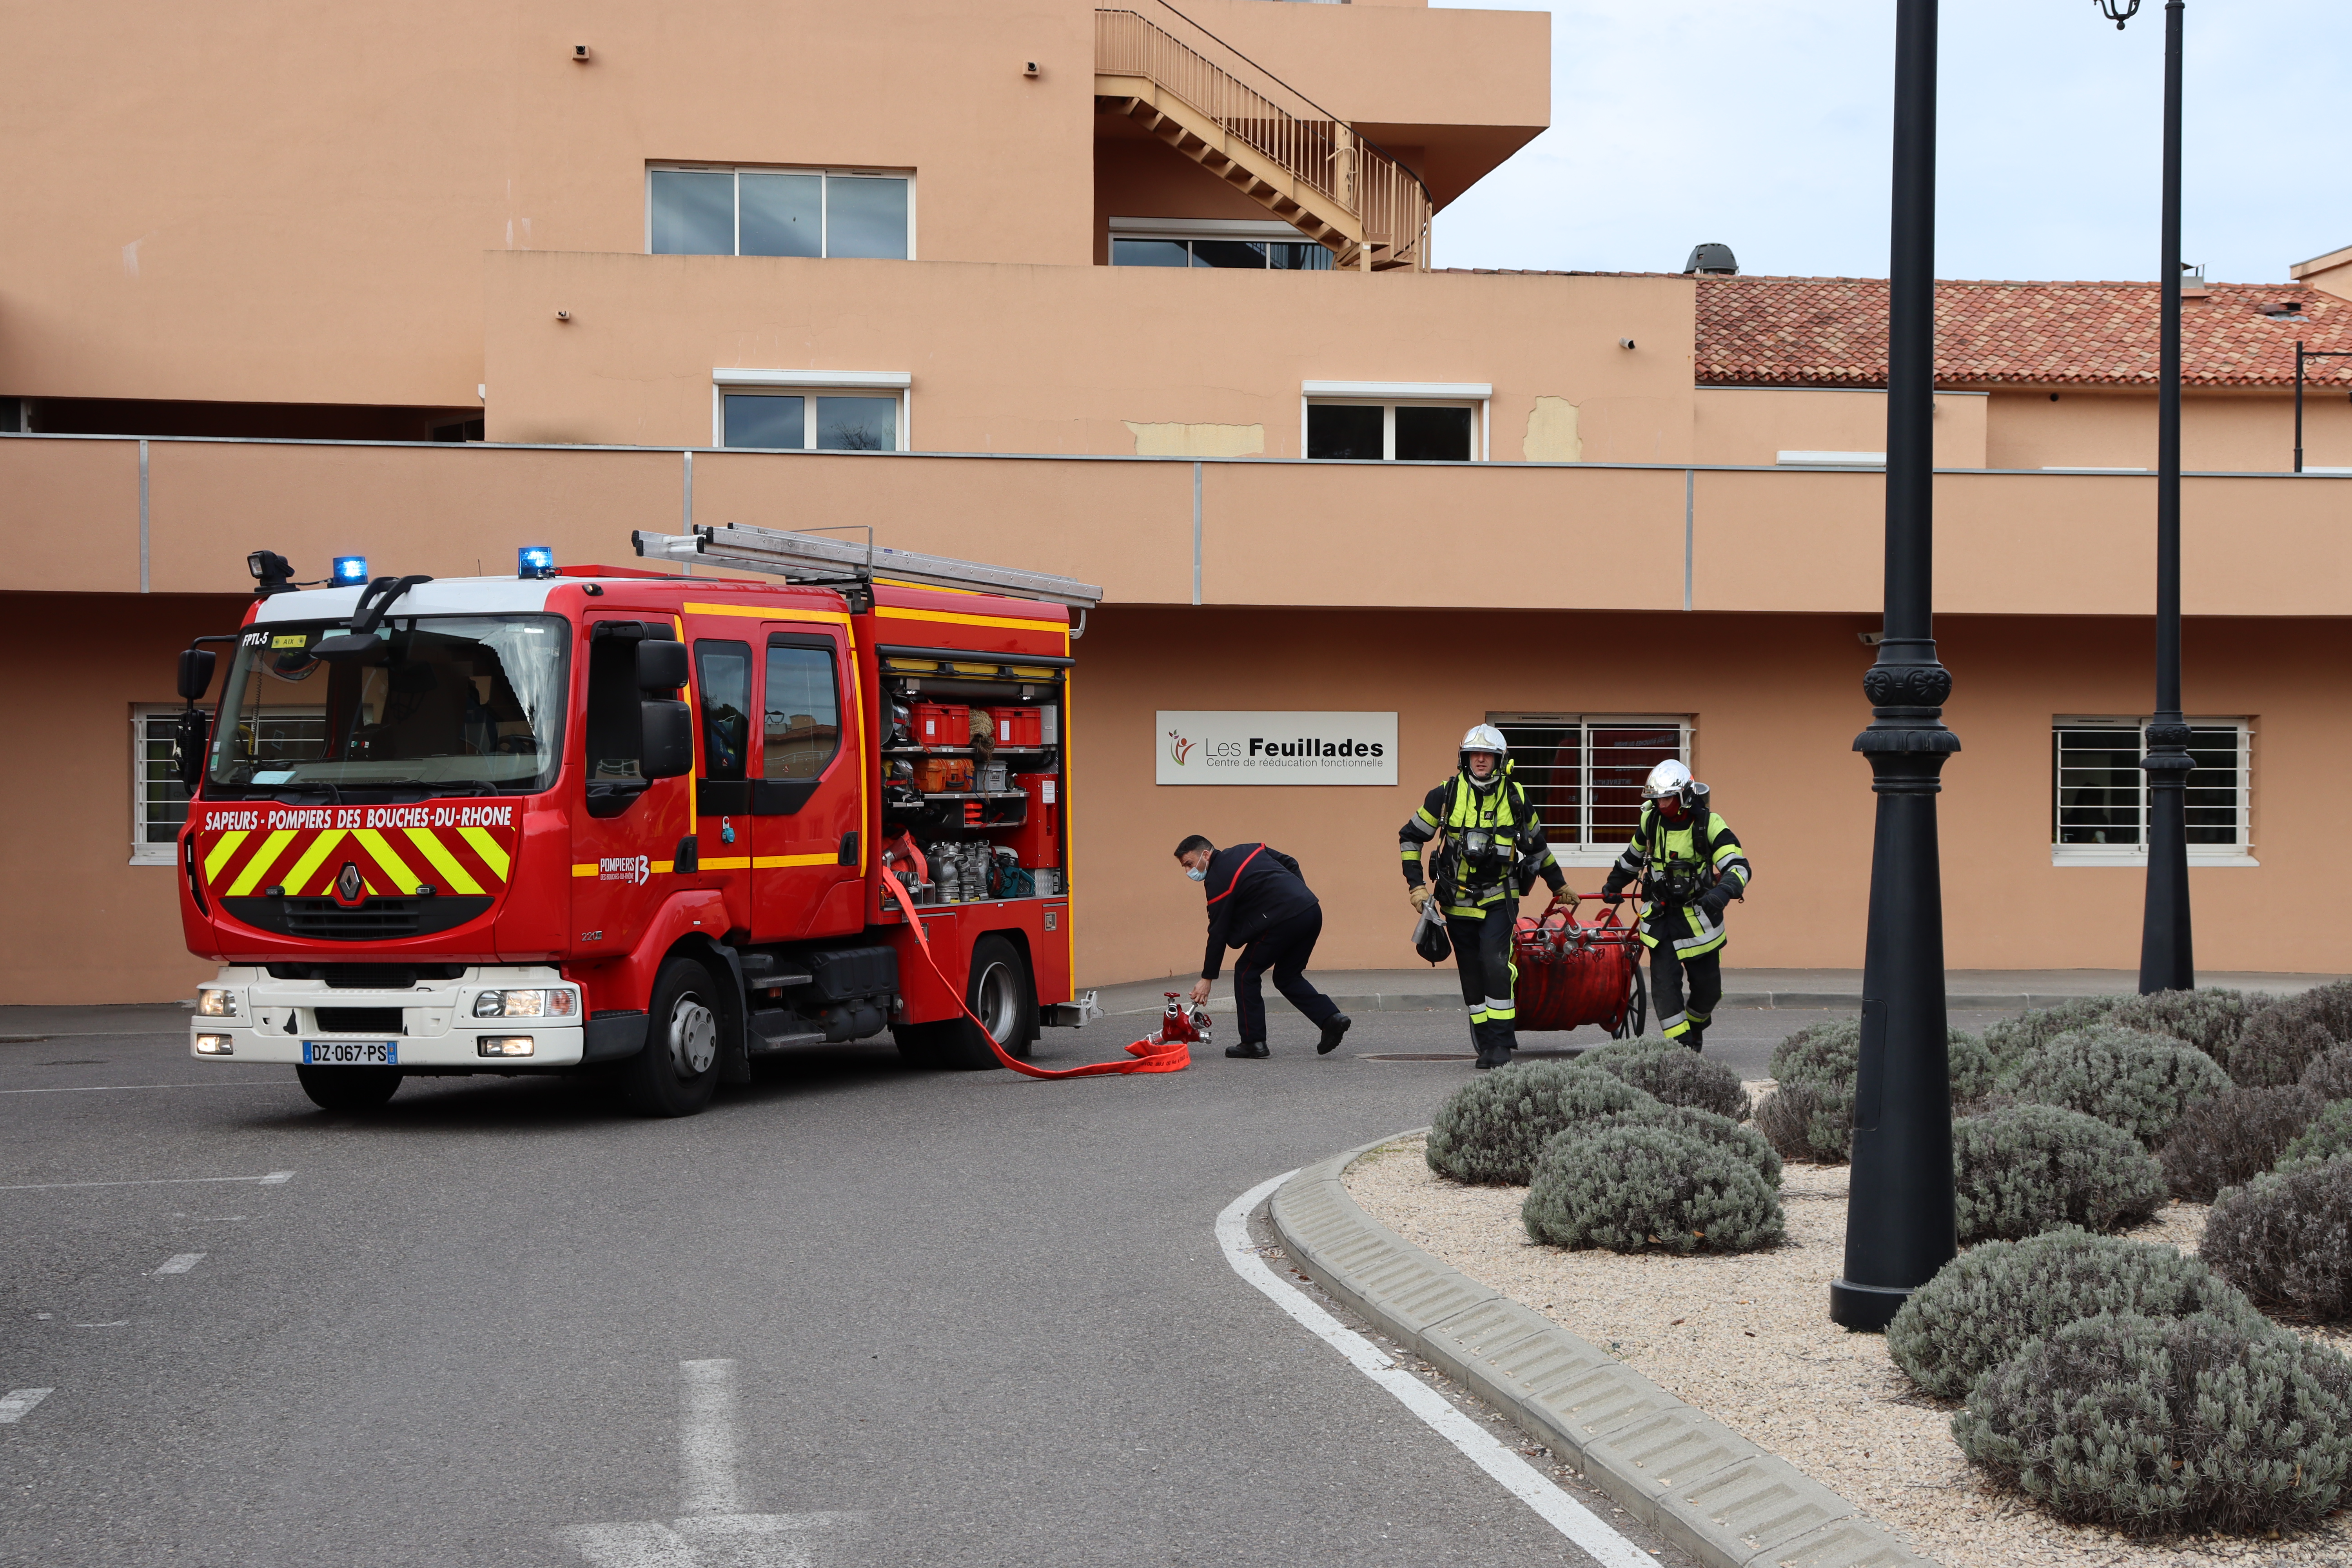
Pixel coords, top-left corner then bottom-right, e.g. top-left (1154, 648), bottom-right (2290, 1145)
top-left (1512, 893), bottom-right (1649, 1038)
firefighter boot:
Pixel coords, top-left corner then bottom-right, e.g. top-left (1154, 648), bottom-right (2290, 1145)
top-left (1684, 1010), bottom-right (1710, 1053)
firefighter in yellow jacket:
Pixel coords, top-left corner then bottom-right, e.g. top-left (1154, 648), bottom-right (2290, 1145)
top-left (1599, 759), bottom-right (1751, 1052)
top-left (1399, 725), bottom-right (1568, 1069)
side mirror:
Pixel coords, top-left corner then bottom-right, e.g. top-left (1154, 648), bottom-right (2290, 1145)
top-left (637, 638), bottom-right (689, 693)
top-left (176, 648), bottom-right (218, 702)
top-left (174, 710), bottom-right (209, 793)
top-left (640, 700), bottom-right (694, 780)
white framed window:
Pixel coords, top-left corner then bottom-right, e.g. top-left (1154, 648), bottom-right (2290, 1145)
top-left (1108, 216), bottom-right (1333, 271)
top-left (2051, 717), bottom-right (2256, 866)
top-left (135, 704), bottom-right (328, 864)
top-left (648, 165), bottom-right (913, 260)
top-left (1303, 381), bottom-right (1490, 462)
top-left (1488, 713), bottom-right (1693, 864)
top-left (132, 706), bottom-right (191, 865)
top-left (711, 370), bottom-right (910, 452)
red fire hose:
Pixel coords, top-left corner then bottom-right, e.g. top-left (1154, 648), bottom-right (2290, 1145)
top-left (880, 861), bottom-right (1190, 1078)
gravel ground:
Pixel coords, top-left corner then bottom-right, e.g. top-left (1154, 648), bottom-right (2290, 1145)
top-left (1345, 1097), bottom-right (2352, 1568)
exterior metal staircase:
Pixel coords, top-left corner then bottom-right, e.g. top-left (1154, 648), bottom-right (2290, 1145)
top-left (1094, 7), bottom-right (1432, 272)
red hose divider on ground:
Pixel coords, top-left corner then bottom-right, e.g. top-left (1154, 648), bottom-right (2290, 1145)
top-left (881, 867), bottom-right (1189, 1078)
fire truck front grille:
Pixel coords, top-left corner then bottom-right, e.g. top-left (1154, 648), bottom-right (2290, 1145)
top-left (222, 895), bottom-right (495, 942)
top-left (314, 1007), bottom-right (405, 1034)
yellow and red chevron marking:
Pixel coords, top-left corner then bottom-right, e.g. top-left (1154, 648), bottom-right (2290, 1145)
top-left (192, 803), bottom-right (517, 899)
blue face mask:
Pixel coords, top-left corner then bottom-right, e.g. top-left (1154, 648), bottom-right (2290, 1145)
top-left (1185, 865), bottom-right (1207, 881)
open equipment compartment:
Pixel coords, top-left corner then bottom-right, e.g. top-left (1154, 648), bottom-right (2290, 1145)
top-left (876, 644), bottom-right (1071, 904)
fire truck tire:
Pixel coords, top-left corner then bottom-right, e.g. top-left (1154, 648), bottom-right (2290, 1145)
top-left (295, 1065), bottom-right (403, 1113)
top-left (617, 958), bottom-right (726, 1117)
top-left (904, 935), bottom-right (1036, 1071)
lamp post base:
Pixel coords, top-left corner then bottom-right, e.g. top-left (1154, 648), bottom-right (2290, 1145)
top-left (1829, 1278), bottom-right (1913, 1332)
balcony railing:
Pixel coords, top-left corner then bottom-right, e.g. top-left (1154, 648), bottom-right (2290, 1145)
top-left (1094, 5), bottom-right (1432, 271)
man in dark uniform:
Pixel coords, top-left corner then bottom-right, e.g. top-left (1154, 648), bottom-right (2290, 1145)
top-left (1175, 835), bottom-right (1350, 1059)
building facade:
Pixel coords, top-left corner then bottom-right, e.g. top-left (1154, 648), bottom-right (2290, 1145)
top-left (4, 0), bottom-right (2349, 1003)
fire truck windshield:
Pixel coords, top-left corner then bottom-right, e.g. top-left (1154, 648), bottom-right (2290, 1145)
top-left (208, 615), bottom-right (570, 799)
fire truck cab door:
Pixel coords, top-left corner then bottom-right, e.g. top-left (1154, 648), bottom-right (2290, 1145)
top-left (571, 619), bottom-right (692, 955)
top-left (749, 624), bottom-right (864, 942)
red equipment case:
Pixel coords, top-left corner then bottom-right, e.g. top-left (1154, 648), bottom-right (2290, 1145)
top-left (998, 706), bottom-right (1044, 746)
top-left (911, 702), bottom-right (969, 746)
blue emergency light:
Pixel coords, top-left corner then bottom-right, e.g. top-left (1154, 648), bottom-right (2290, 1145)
top-left (518, 546), bottom-right (556, 579)
top-left (332, 555), bottom-right (370, 584)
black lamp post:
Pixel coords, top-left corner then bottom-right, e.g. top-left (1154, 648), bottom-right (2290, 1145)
top-left (2294, 341), bottom-right (2352, 473)
top-left (1831, 0), bottom-right (1959, 1334)
top-left (2096, 0), bottom-right (2194, 996)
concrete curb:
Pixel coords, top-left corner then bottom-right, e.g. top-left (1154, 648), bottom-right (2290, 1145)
top-left (1111, 990), bottom-right (2058, 1018)
top-left (1269, 1134), bottom-right (1935, 1568)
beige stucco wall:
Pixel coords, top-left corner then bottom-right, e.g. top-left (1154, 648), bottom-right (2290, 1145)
top-left (9, 437), bottom-right (2351, 620)
top-left (1, 2), bottom-right (1101, 408)
top-left (1982, 388), bottom-right (2352, 472)
top-left (1693, 388), bottom-right (1988, 467)
top-left (479, 252), bottom-right (1701, 458)
top-left (1067, 606), bottom-right (2347, 985)
top-left (0, 0), bottom-right (1537, 414)
top-left (12, 590), bottom-right (2339, 1005)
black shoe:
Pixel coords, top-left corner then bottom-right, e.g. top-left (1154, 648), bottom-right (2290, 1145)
top-left (1316, 1013), bottom-right (1352, 1055)
top-left (1684, 1029), bottom-right (1706, 1054)
top-left (1225, 1040), bottom-right (1269, 1059)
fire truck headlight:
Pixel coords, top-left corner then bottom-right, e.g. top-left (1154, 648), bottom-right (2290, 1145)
top-left (194, 1034), bottom-right (234, 1056)
top-left (472, 988), bottom-right (578, 1019)
top-left (196, 988), bottom-right (240, 1018)
top-left (477, 1036), bottom-right (535, 1058)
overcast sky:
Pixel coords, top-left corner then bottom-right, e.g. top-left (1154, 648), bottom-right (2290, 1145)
top-left (1431, 0), bottom-right (2351, 285)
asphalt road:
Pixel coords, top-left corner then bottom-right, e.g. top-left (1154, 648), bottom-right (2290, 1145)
top-left (0, 998), bottom-right (2010, 1566)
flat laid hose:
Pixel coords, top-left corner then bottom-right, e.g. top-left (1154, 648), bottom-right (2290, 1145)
top-left (881, 866), bottom-right (1190, 1078)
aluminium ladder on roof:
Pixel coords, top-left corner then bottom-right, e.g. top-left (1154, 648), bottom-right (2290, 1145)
top-left (632, 524), bottom-right (1103, 611)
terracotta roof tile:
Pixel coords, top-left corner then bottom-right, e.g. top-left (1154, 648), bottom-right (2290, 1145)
top-left (1694, 274), bottom-right (2352, 389)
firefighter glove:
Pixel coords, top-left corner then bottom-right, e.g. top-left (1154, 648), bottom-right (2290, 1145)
top-left (1699, 882), bottom-right (1736, 920)
top-left (1408, 884), bottom-right (1432, 912)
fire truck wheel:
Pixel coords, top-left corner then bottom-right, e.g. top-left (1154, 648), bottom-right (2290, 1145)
top-left (294, 1065), bottom-right (403, 1113)
top-left (618, 958), bottom-right (725, 1117)
top-left (909, 935), bottom-right (1036, 1071)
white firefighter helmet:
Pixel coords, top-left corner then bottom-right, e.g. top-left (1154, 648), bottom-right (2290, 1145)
top-left (1641, 757), bottom-right (1696, 803)
top-left (1459, 724), bottom-right (1508, 758)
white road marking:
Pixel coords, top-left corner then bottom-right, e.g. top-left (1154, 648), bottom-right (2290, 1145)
top-left (0, 1172), bottom-right (294, 1192)
top-left (678, 1358), bottom-right (744, 1516)
top-left (1218, 1174), bottom-right (1655, 1568)
top-left (559, 1359), bottom-right (866, 1566)
top-left (0, 1388), bottom-right (54, 1423)
top-left (154, 1253), bottom-right (207, 1275)
top-left (0, 1082), bottom-right (289, 1094)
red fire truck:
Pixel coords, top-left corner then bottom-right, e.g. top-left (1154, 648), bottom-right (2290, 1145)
top-left (173, 524), bottom-right (1102, 1116)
